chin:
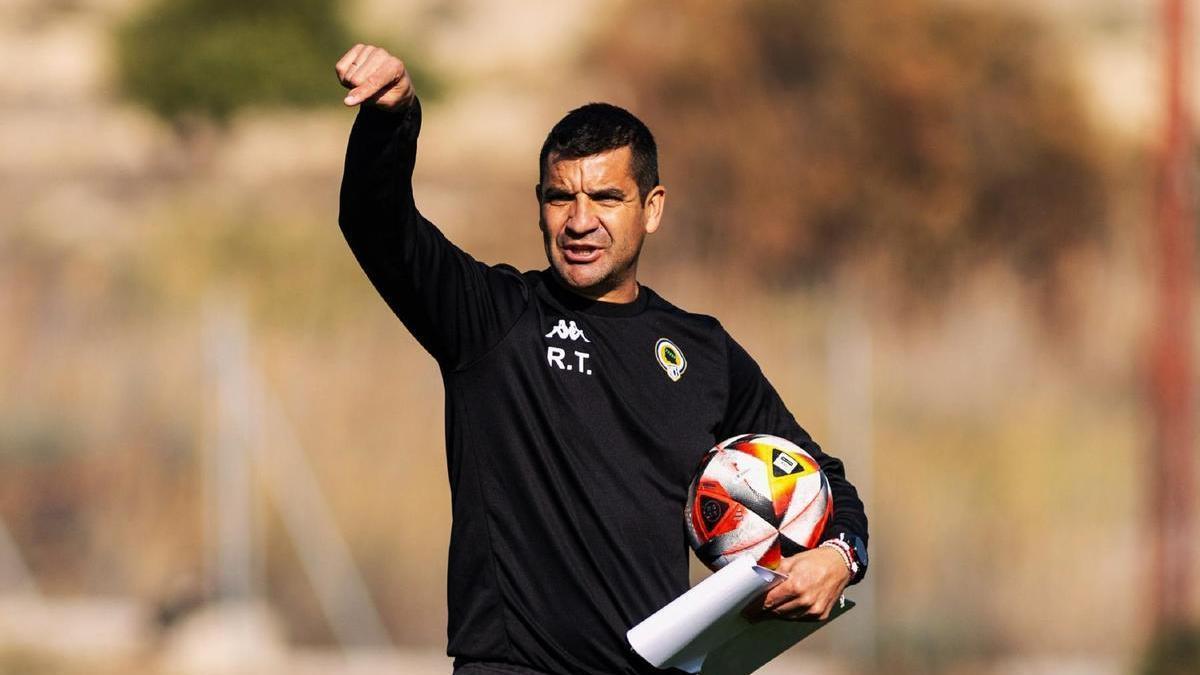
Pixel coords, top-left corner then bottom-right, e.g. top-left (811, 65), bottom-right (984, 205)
top-left (554, 261), bottom-right (614, 294)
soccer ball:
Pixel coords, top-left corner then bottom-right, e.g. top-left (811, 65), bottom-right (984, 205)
top-left (685, 433), bottom-right (832, 571)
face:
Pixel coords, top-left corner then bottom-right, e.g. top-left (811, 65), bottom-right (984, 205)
top-left (538, 146), bottom-right (666, 302)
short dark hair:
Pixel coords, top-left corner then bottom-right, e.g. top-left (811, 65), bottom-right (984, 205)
top-left (538, 102), bottom-right (660, 201)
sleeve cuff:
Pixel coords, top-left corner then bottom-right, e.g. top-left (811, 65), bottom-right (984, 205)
top-left (354, 96), bottom-right (422, 141)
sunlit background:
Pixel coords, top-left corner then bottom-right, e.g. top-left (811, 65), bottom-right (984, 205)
top-left (1, 0), bottom-right (1196, 673)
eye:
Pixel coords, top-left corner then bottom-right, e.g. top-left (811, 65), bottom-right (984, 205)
top-left (591, 192), bottom-right (624, 206)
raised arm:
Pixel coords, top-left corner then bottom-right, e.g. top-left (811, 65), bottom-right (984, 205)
top-left (336, 44), bottom-right (528, 370)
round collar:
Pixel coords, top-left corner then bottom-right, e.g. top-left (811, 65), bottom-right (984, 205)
top-left (539, 268), bottom-right (651, 318)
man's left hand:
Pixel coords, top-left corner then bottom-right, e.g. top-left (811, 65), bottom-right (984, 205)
top-left (749, 546), bottom-right (850, 622)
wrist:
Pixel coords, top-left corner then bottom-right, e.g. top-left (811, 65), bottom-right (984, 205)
top-left (818, 539), bottom-right (854, 580)
top-left (356, 96), bottom-right (422, 142)
top-left (820, 531), bottom-right (868, 585)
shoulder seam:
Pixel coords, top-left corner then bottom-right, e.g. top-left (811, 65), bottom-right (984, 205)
top-left (444, 267), bottom-right (535, 375)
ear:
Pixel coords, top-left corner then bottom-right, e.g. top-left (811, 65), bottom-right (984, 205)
top-left (642, 185), bottom-right (667, 234)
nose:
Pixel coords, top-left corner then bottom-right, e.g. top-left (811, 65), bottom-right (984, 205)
top-left (565, 195), bottom-right (599, 236)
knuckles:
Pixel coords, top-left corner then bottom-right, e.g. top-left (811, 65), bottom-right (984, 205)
top-left (334, 43), bottom-right (408, 87)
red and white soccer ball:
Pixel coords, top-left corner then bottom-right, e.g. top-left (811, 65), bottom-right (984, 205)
top-left (685, 433), bottom-right (832, 571)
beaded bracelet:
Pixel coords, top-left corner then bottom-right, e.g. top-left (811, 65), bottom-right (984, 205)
top-left (819, 539), bottom-right (854, 575)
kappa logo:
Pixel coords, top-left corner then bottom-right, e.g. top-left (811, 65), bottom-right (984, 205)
top-left (545, 319), bottom-right (593, 376)
top-left (545, 319), bottom-right (590, 342)
top-left (655, 338), bottom-right (687, 382)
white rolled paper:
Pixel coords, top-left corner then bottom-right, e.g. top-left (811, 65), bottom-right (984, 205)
top-left (626, 556), bottom-right (785, 673)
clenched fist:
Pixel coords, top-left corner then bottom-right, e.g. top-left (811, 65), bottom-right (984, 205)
top-left (335, 44), bottom-right (414, 111)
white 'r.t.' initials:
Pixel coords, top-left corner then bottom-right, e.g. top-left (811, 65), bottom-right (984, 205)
top-left (574, 351), bottom-right (591, 375)
top-left (545, 346), bottom-right (593, 376)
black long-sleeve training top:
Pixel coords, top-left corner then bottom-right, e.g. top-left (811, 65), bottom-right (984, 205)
top-left (338, 98), bottom-right (868, 675)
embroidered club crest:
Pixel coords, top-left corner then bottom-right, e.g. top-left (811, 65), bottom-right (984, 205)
top-left (655, 338), bottom-right (687, 382)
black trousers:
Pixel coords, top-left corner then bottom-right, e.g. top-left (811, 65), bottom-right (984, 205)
top-left (452, 660), bottom-right (553, 674)
top-left (453, 659), bottom-right (684, 674)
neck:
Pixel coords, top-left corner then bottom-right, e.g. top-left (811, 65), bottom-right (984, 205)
top-left (596, 281), bottom-right (639, 304)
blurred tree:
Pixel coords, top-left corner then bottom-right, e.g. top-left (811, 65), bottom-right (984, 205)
top-left (594, 0), bottom-right (1109, 294)
top-left (1140, 625), bottom-right (1200, 675)
top-left (115, 0), bottom-right (392, 128)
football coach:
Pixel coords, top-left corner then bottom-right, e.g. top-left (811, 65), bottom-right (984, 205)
top-left (334, 44), bottom-right (869, 674)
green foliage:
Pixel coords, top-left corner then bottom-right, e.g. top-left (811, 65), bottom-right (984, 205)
top-left (1141, 626), bottom-right (1200, 675)
top-left (115, 0), bottom-right (352, 126)
top-left (0, 409), bottom-right (81, 464)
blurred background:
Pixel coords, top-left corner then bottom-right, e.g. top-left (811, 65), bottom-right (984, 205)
top-left (1, 0), bottom-right (1197, 673)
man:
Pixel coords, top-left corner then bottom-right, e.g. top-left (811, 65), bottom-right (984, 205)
top-left (335, 44), bottom-right (869, 675)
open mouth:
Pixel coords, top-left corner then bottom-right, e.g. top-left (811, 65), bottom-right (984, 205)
top-left (562, 244), bottom-right (603, 264)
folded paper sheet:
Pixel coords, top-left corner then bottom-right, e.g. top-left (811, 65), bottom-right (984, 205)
top-left (626, 556), bottom-right (854, 674)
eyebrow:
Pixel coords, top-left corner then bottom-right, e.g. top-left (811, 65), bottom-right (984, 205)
top-left (541, 186), bottom-right (630, 202)
top-left (542, 187), bottom-right (574, 201)
top-left (588, 188), bottom-right (627, 201)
